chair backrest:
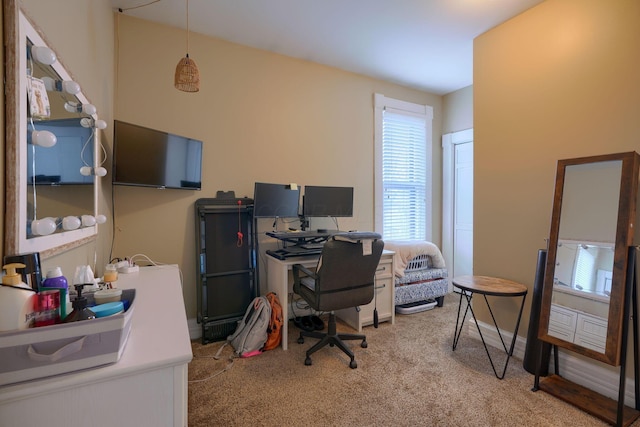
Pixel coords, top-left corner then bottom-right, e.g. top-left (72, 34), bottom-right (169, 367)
top-left (313, 232), bottom-right (384, 311)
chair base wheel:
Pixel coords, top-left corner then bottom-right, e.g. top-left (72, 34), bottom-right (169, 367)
top-left (297, 312), bottom-right (368, 368)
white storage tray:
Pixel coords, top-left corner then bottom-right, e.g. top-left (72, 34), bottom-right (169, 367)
top-left (0, 289), bottom-right (135, 386)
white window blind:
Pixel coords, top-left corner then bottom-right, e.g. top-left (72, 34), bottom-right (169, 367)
top-left (374, 94), bottom-right (433, 241)
top-left (573, 246), bottom-right (596, 291)
top-left (382, 110), bottom-right (427, 240)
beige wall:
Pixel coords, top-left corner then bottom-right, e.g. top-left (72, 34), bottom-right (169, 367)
top-left (1, 5), bottom-right (5, 262)
top-left (443, 85), bottom-right (473, 134)
top-left (3, 1), bottom-right (472, 327)
top-left (3, 4), bottom-right (455, 324)
top-left (114, 15), bottom-right (443, 319)
top-left (474, 0), bottom-right (640, 335)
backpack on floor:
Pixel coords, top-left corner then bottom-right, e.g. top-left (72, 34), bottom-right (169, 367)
top-left (226, 296), bottom-right (271, 357)
top-left (264, 292), bottom-right (284, 351)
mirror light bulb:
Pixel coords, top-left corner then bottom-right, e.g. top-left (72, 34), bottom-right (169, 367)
top-left (95, 119), bottom-right (107, 130)
top-left (35, 217), bottom-right (57, 236)
top-left (81, 215), bottom-right (96, 227)
top-left (80, 118), bottom-right (93, 128)
top-left (31, 46), bottom-right (57, 65)
top-left (62, 216), bottom-right (81, 231)
top-left (95, 167), bottom-right (107, 177)
top-left (62, 80), bottom-right (80, 95)
top-left (80, 166), bottom-right (92, 176)
top-left (64, 102), bottom-right (97, 116)
top-left (42, 76), bottom-right (56, 91)
top-left (41, 77), bottom-right (80, 94)
top-left (83, 104), bottom-right (97, 115)
top-left (96, 214), bottom-right (107, 224)
top-left (31, 130), bottom-right (57, 148)
top-left (30, 219), bottom-right (41, 236)
top-left (64, 102), bottom-right (78, 113)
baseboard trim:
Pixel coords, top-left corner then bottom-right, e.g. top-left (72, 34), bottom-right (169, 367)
top-left (188, 318), bottom-right (201, 341)
top-left (467, 319), bottom-right (637, 406)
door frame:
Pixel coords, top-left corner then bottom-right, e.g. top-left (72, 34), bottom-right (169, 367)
top-left (442, 128), bottom-right (473, 292)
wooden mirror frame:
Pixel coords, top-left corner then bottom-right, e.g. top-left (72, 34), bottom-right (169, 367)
top-left (3, 0), bottom-right (99, 258)
top-left (539, 151), bottom-right (640, 366)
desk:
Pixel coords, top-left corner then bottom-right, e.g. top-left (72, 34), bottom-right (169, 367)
top-left (0, 265), bottom-right (192, 427)
top-left (266, 250), bottom-right (395, 349)
top-left (452, 275), bottom-right (527, 379)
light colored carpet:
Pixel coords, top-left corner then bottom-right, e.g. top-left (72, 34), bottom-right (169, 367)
top-left (187, 294), bottom-right (619, 426)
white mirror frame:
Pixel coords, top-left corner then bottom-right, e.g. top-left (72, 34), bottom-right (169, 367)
top-left (4, 2), bottom-right (99, 258)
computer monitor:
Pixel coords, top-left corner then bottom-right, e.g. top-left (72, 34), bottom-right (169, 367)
top-left (303, 185), bottom-right (354, 217)
top-left (253, 182), bottom-right (301, 218)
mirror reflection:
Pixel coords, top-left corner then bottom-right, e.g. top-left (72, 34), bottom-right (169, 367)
top-left (26, 37), bottom-right (95, 239)
top-left (546, 160), bottom-right (622, 354)
top-left (553, 241), bottom-right (613, 301)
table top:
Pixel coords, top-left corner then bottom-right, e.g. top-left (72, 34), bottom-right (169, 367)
top-left (452, 275), bottom-right (528, 297)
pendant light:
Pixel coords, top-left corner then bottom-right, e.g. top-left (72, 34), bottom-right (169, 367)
top-left (174, 0), bottom-right (200, 92)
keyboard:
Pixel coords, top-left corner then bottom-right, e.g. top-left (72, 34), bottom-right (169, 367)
top-left (301, 243), bottom-right (325, 250)
top-left (266, 247), bottom-right (322, 260)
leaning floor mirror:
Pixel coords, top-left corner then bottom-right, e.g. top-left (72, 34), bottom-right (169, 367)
top-left (536, 151), bottom-right (640, 426)
top-left (4, 1), bottom-right (107, 258)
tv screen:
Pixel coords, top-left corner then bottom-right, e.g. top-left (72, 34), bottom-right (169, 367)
top-left (253, 182), bottom-right (300, 218)
top-left (303, 185), bottom-right (354, 217)
top-left (27, 118), bottom-right (94, 185)
top-left (112, 120), bottom-right (202, 190)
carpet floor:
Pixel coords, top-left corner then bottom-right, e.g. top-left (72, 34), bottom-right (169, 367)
top-left (187, 294), bottom-right (629, 426)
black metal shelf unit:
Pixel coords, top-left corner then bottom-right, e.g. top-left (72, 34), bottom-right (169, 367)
top-left (195, 197), bottom-right (256, 344)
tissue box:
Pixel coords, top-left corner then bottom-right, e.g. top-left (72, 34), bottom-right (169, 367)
top-left (0, 289), bottom-right (135, 386)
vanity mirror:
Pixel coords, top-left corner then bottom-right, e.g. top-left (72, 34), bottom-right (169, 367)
top-left (4, 1), bottom-right (106, 258)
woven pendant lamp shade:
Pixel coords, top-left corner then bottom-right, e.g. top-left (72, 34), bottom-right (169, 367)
top-left (175, 54), bottom-right (200, 92)
top-left (175, 0), bottom-right (200, 92)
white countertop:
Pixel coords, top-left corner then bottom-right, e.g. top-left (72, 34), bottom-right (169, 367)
top-left (0, 264), bottom-right (193, 402)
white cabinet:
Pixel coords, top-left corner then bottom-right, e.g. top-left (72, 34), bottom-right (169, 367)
top-left (335, 251), bottom-right (395, 332)
top-left (0, 265), bottom-right (192, 427)
top-left (549, 303), bottom-right (607, 353)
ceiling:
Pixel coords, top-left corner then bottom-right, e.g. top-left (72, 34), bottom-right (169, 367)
top-left (111, 0), bottom-right (544, 95)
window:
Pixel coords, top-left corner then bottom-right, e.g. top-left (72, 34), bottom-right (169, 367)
top-left (374, 94), bottom-right (433, 240)
top-left (573, 245), bottom-right (595, 291)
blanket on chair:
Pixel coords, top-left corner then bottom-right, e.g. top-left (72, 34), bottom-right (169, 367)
top-left (384, 240), bottom-right (446, 278)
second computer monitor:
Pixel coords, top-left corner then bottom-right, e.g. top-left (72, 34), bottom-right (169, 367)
top-left (303, 185), bottom-right (354, 217)
top-left (253, 182), bottom-right (301, 218)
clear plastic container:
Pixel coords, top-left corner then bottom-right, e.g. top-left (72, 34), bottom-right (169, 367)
top-left (104, 264), bottom-right (118, 283)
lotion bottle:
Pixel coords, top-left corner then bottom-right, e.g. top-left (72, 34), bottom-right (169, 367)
top-left (0, 263), bottom-right (37, 331)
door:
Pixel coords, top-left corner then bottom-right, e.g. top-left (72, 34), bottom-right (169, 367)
top-left (442, 129), bottom-right (473, 292)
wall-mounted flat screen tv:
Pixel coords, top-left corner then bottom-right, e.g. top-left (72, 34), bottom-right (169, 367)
top-left (113, 120), bottom-right (203, 190)
top-left (27, 118), bottom-right (94, 185)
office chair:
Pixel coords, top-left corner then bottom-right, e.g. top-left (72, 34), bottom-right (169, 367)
top-left (292, 232), bottom-right (384, 368)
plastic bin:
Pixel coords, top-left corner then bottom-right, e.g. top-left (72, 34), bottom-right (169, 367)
top-left (0, 289), bottom-right (135, 386)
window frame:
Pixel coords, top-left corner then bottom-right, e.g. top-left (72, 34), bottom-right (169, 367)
top-left (373, 93), bottom-right (433, 241)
